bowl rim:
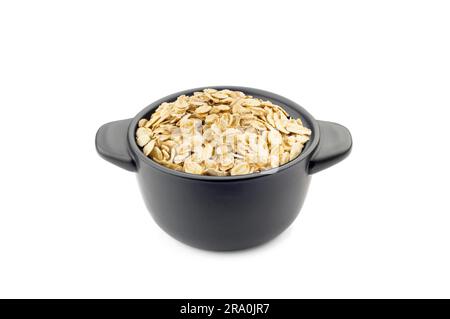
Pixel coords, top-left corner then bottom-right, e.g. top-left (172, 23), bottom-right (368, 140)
top-left (127, 86), bottom-right (320, 181)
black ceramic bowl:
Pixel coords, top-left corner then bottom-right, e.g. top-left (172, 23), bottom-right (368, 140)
top-left (96, 86), bottom-right (352, 251)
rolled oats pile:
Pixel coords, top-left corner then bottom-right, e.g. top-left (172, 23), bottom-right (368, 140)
top-left (136, 89), bottom-right (311, 176)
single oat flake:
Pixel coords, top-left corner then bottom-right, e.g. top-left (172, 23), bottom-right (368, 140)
top-left (135, 89), bottom-right (311, 176)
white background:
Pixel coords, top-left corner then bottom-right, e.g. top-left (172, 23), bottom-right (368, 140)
top-left (1, 0), bottom-right (449, 298)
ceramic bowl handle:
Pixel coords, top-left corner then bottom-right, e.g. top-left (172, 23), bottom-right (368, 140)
top-left (95, 119), bottom-right (136, 172)
top-left (308, 120), bottom-right (352, 174)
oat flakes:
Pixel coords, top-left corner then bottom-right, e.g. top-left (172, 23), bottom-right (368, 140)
top-left (136, 89), bottom-right (311, 176)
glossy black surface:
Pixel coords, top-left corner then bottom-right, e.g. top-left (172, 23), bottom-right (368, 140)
top-left (95, 86), bottom-right (352, 250)
top-left (309, 121), bottom-right (353, 174)
top-left (96, 119), bottom-right (135, 172)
